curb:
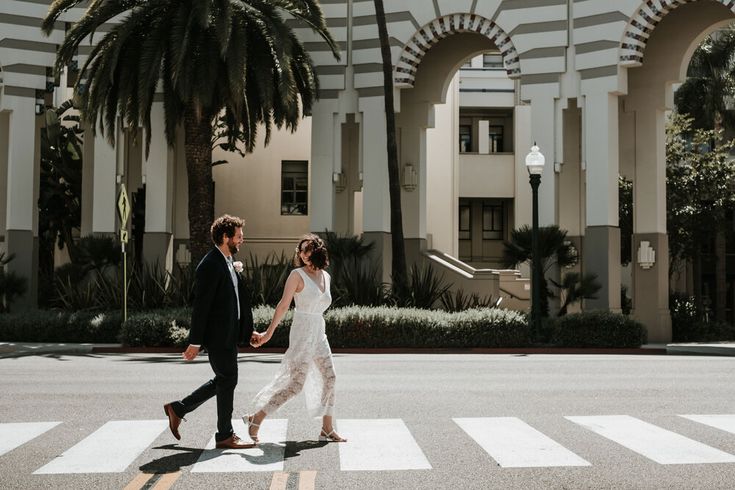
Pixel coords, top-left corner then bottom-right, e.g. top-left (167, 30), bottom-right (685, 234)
top-left (89, 346), bottom-right (667, 355)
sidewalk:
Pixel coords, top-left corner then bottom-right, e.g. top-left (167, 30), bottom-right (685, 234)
top-left (2, 341), bottom-right (734, 357)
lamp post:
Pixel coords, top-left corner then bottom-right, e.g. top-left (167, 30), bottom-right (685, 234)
top-left (525, 143), bottom-right (545, 339)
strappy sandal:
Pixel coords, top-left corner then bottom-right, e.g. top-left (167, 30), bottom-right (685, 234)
top-left (319, 428), bottom-right (347, 442)
top-left (242, 414), bottom-right (260, 444)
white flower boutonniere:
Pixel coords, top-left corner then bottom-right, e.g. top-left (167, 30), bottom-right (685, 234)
top-left (233, 261), bottom-right (244, 273)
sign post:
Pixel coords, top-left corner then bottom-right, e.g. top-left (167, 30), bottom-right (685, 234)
top-left (117, 183), bottom-right (131, 323)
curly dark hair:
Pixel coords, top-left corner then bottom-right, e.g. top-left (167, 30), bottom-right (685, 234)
top-left (210, 214), bottom-right (244, 245)
top-left (293, 234), bottom-right (329, 269)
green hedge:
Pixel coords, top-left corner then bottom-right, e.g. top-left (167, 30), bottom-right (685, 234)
top-left (118, 306), bottom-right (530, 348)
top-left (0, 309), bottom-right (121, 343)
top-left (549, 311), bottom-right (647, 348)
top-left (0, 306), bottom-right (647, 348)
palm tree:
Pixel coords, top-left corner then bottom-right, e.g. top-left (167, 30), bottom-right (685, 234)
top-left (503, 225), bottom-right (577, 317)
top-left (373, 0), bottom-right (408, 296)
top-left (675, 29), bottom-right (735, 322)
top-left (43, 0), bottom-right (339, 266)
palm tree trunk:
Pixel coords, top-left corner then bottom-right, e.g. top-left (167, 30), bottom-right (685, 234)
top-left (693, 241), bottom-right (704, 319)
top-left (183, 108), bottom-right (215, 267)
top-left (373, 0), bottom-right (408, 294)
top-left (715, 227), bottom-right (727, 322)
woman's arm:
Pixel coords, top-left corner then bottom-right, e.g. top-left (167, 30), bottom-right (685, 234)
top-left (258, 270), bottom-right (302, 345)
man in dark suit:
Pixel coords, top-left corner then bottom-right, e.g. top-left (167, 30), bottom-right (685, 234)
top-left (163, 214), bottom-right (256, 449)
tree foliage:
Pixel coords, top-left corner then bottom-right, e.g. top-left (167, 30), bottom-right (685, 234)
top-left (666, 114), bottom-right (735, 266)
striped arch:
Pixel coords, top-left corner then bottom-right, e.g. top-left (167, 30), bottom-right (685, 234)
top-left (620, 0), bottom-right (735, 66)
top-left (395, 13), bottom-right (521, 88)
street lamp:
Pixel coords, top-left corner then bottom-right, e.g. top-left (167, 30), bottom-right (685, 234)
top-left (525, 143), bottom-right (545, 340)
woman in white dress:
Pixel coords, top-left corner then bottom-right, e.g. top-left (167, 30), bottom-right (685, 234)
top-left (244, 234), bottom-right (347, 443)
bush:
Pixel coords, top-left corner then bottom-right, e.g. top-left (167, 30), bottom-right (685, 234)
top-left (549, 311), bottom-right (647, 347)
top-left (0, 309), bottom-right (121, 343)
top-left (324, 306), bottom-right (529, 348)
top-left (669, 294), bottom-right (735, 342)
top-left (120, 308), bottom-right (191, 347)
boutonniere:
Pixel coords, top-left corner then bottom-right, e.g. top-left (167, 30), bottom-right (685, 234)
top-left (233, 261), bottom-right (244, 273)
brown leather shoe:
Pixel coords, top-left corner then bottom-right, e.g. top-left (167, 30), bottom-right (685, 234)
top-left (163, 403), bottom-right (182, 440)
top-left (215, 434), bottom-right (256, 449)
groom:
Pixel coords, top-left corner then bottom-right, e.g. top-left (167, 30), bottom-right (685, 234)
top-left (164, 214), bottom-right (256, 449)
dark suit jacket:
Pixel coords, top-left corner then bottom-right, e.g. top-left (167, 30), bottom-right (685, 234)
top-left (188, 248), bottom-right (254, 350)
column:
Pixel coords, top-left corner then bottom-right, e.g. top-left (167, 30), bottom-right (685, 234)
top-left (309, 99), bottom-right (340, 233)
top-left (143, 102), bottom-right (175, 269)
top-left (529, 95), bottom-right (557, 227)
top-left (396, 99), bottom-right (430, 265)
top-left (359, 96), bottom-right (392, 280)
top-left (91, 131), bottom-right (117, 236)
top-left (3, 96), bottom-right (38, 308)
top-left (631, 104), bottom-right (671, 341)
top-left (582, 91), bottom-right (621, 311)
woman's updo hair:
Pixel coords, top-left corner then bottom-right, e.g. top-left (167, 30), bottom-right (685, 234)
top-left (293, 234), bottom-right (329, 269)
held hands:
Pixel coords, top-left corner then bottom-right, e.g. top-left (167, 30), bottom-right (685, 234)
top-left (249, 331), bottom-right (270, 348)
top-left (183, 344), bottom-right (200, 361)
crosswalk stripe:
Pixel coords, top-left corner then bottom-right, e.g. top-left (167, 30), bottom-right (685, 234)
top-left (454, 417), bottom-right (591, 468)
top-left (680, 415), bottom-right (735, 435)
top-left (336, 419), bottom-right (432, 471)
top-left (0, 422), bottom-right (61, 457)
top-left (33, 420), bottom-right (168, 474)
top-left (566, 415), bottom-right (735, 465)
top-left (190, 418), bottom-right (288, 473)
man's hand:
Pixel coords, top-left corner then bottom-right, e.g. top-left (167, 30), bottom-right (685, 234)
top-left (183, 344), bottom-right (200, 361)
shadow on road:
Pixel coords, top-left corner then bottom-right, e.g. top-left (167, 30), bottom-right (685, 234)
top-left (140, 439), bottom-right (328, 473)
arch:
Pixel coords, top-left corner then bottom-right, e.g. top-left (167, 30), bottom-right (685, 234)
top-left (620, 0), bottom-right (735, 67)
top-left (395, 13), bottom-right (520, 88)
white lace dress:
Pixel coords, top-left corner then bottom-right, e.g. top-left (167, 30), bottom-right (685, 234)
top-left (249, 267), bottom-right (337, 418)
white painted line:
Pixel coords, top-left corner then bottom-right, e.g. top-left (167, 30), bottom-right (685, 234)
top-left (0, 422), bottom-right (61, 457)
top-left (337, 419), bottom-right (432, 471)
top-left (34, 420), bottom-right (167, 474)
top-left (681, 415), bottom-right (735, 435)
top-left (566, 415), bottom-right (735, 465)
top-left (191, 419), bottom-right (288, 473)
top-left (454, 417), bottom-right (591, 468)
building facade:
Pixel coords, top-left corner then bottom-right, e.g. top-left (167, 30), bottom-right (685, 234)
top-left (4, 0), bottom-right (735, 341)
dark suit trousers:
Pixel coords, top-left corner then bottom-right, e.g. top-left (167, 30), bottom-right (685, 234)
top-left (172, 347), bottom-right (238, 442)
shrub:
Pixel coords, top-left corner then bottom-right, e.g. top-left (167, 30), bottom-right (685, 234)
top-left (669, 294), bottom-right (735, 341)
top-left (0, 309), bottom-right (121, 343)
top-left (549, 311), bottom-right (647, 347)
top-left (120, 308), bottom-right (191, 347)
top-left (324, 306), bottom-right (530, 348)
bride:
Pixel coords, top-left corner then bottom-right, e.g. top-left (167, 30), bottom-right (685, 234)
top-left (244, 234), bottom-right (347, 443)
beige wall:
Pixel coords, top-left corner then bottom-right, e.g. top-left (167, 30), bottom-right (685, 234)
top-left (212, 116), bottom-right (312, 257)
top-left (0, 111), bottom-right (8, 250)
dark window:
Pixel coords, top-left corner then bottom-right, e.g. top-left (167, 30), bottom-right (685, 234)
top-left (482, 203), bottom-right (503, 240)
top-left (281, 160), bottom-right (308, 215)
top-left (489, 125), bottom-right (504, 153)
top-left (482, 53), bottom-right (503, 68)
top-left (459, 201), bottom-right (471, 240)
top-left (459, 125), bottom-right (472, 153)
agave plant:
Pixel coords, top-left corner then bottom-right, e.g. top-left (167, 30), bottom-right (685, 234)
top-left (440, 289), bottom-right (501, 313)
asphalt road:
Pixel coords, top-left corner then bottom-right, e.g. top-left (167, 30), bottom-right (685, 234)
top-left (2, 352), bottom-right (735, 489)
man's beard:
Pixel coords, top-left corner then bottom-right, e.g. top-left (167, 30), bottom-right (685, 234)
top-left (228, 242), bottom-right (238, 255)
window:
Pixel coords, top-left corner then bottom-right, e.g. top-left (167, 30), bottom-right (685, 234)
top-left (459, 125), bottom-right (472, 153)
top-left (281, 160), bottom-right (308, 215)
top-left (488, 125), bottom-right (504, 153)
top-left (482, 203), bottom-right (503, 240)
top-left (482, 53), bottom-right (503, 68)
top-left (459, 201), bottom-right (471, 240)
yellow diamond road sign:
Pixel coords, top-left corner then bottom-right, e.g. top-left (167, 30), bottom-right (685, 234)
top-left (117, 183), bottom-right (130, 227)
